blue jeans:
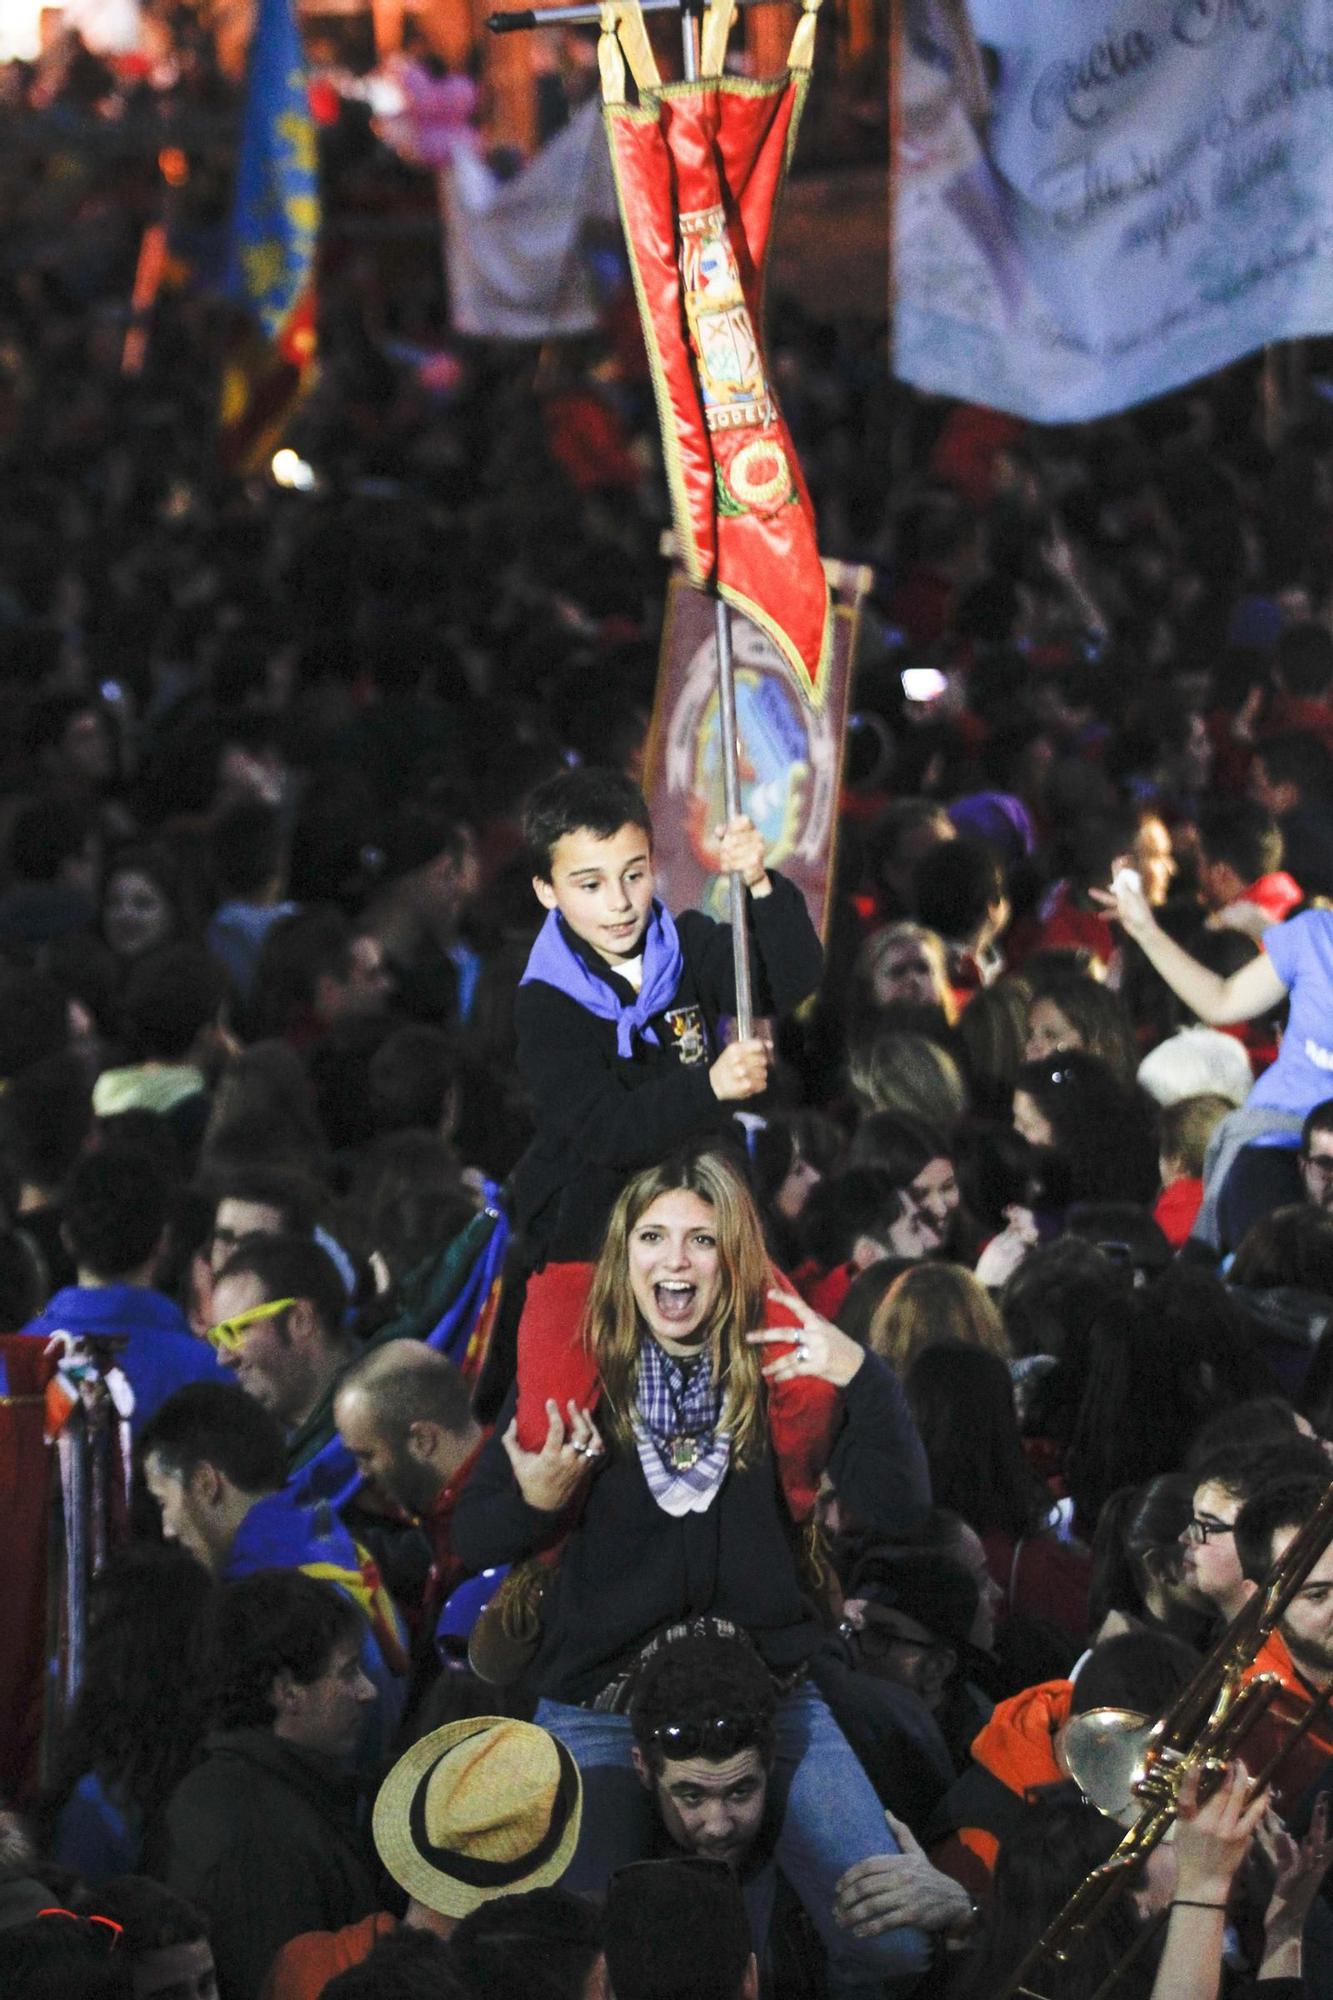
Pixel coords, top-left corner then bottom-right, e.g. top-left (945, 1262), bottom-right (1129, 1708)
top-left (535, 1682), bottom-right (931, 1996)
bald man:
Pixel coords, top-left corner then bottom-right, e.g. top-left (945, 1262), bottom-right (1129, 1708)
top-left (334, 1341), bottom-right (486, 1623)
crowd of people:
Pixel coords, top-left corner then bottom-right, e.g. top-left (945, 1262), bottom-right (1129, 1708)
top-left (4, 14), bottom-right (1333, 2000)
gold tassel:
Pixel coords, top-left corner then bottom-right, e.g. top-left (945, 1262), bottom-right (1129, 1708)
top-left (700, 0), bottom-right (737, 78)
top-left (599, 3), bottom-right (627, 104)
top-left (788, 0), bottom-right (822, 72)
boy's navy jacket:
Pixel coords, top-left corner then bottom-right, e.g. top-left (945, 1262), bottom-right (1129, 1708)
top-left (511, 871), bottom-right (823, 1260)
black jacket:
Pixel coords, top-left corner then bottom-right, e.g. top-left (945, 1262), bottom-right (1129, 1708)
top-left (510, 873), bottom-right (823, 1260)
top-left (161, 1728), bottom-right (378, 2000)
top-left (452, 1352), bottom-right (929, 1705)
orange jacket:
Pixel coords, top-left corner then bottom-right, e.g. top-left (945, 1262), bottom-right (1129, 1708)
top-left (1240, 1630), bottom-right (1333, 1811)
top-left (927, 1679), bottom-right (1072, 1900)
top-left (260, 1913), bottom-right (396, 2000)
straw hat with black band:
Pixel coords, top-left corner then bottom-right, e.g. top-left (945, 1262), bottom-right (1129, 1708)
top-left (373, 1717), bottom-right (582, 1918)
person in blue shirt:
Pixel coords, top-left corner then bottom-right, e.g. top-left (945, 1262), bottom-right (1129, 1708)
top-left (21, 1142), bottom-right (220, 1435)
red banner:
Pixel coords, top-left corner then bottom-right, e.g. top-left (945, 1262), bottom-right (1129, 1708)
top-left (601, 3), bottom-right (832, 704)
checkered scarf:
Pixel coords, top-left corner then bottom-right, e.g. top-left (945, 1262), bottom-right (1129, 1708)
top-left (634, 1338), bottom-right (729, 1516)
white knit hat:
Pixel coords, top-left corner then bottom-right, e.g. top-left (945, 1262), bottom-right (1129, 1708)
top-left (1137, 1026), bottom-right (1252, 1108)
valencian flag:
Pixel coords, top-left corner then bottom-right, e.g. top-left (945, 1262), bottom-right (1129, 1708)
top-left (598, 0), bottom-right (831, 704)
top-left (218, 0), bottom-right (320, 473)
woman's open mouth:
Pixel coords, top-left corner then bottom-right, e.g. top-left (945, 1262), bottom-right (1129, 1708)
top-left (653, 1281), bottom-right (699, 1325)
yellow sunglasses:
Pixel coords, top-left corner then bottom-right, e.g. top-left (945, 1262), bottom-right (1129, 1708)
top-left (206, 1297), bottom-right (297, 1355)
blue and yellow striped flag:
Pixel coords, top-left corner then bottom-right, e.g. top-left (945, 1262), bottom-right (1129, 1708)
top-left (219, 0), bottom-right (320, 473)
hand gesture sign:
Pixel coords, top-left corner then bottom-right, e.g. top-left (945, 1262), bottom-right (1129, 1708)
top-left (501, 1399), bottom-right (604, 1514)
top-left (747, 1288), bottom-right (865, 1390)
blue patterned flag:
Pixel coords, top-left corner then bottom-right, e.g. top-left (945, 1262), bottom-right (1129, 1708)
top-left (219, 0), bottom-right (320, 472)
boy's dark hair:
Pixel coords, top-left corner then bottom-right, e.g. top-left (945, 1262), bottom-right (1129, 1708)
top-left (139, 1382), bottom-right (287, 1495)
top-left (1068, 1630), bottom-right (1198, 1720)
top-left (629, 1630), bottom-right (778, 1776)
top-left (0, 965), bottom-right (68, 1080)
top-left (212, 802), bottom-right (286, 901)
top-left (1197, 799), bottom-right (1283, 885)
top-left (799, 1166), bottom-right (900, 1269)
top-left (9, 795), bottom-right (94, 883)
top-left (63, 1144), bottom-right (172, 1279)
top-left (215, 1231), bottom-right (348, 1341)
top-left (322, 1928), bottom-right (467, 2000)
top-left (369, 1024), bottom-right (459, 1133)
top-left (209, 1572), bottom-right (360, 1729)
top-left (95, 1877), bottom-right (209, 1956)
top-left (206, 1164), bottom-right (320, 1238)
top-left (1235, 1474), bottom-right (1328, 1585)
top-left (911, 835), bottom-right (1004, 940)
top-left (1300, 1098), bottom-right (1333, 1156)
top-left (605, 1858), bottom-right (752, 2000)
top-left (450, 1888), bottom-right (603, 2000)
top-left (1254, 732), bottom-right (1333, 802)
top-left (1274, 622), bottom-right (1333, 699)
top-left (121, 944), bottom-right (227, 1062)
top-left (523, 768), bottom-right (652, 880)
top-left (250, 907), bottom-right (354, 1037)
top-left (1185, 1436), bottom-right (1313, 1493)
top-left (0, 1050), bottom-right (93, 1190)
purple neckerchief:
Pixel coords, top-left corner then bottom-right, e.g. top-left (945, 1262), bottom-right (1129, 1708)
top-left (520, 903), bottom-right (684, 1059)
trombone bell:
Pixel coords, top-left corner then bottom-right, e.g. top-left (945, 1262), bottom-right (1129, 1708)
top-left (1063, 1707), bottom-right (1154, 1821)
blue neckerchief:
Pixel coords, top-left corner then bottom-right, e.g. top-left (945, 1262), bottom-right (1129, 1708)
top-left (520, 903), bottom-right (684, 1059)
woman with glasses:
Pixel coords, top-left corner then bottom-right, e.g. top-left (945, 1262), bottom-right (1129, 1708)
top-left (453, 1145), bottom-right (934, 1992)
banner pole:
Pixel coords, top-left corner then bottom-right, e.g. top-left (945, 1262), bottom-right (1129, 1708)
top-left (679, 0), bottom-right (755, 1041)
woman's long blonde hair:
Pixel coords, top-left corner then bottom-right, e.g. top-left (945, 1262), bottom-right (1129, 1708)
top-left (867, 1260), bottom-right (1010, 1377)
top-left (583, 1148), bottom-right (771, 1466)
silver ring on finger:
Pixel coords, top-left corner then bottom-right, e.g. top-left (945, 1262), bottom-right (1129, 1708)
top-left (797, 1341), bottom-right (808, 1364)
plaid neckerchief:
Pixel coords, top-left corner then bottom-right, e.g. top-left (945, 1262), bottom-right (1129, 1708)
top-left (634, 1339), bottom-right (730, 1516)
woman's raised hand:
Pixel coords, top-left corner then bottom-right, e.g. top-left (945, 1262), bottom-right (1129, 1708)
top-left (501, 1399), bottom-right (604, 1513)
top-left (747, 1287), bottom-right (865, 1389)
top-left (1090, 860), bottom-right (1155, 942)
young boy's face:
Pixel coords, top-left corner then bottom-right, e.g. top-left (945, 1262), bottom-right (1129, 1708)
top-left (534, 820), bottom-right (656, 964)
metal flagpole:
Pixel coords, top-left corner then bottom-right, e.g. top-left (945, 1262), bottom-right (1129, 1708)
top-left (488, 0), bottom-right (757, 1040)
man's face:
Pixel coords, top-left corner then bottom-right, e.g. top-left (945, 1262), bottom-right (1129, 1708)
top-left (278, 1634), bottom-right (377, 1758)
top-left (534, 821), bottom-right (656, 965)
top-left (1180, 1479), bottom-right (1246, 1613)
top-left (841, 1599), bottom-right (954, 1710)
top-left (143, 1452), bottom-right (225, 1574)
top-left (641, 1746), bottom-right (768, 1866)
top-left (1301, 1130), bottom-right (1333, 1213)
top-left (335, 1387), bottom-right (444, 1515)
top-left (132, 1938), bottom-right (219, 2000)
top-left (1274, 1532), bottom-right (1333, 1687)
top-left (209, 1198), bottom-right (285, 1275)
top-left (211, 1271), bottom-right (313, 1428)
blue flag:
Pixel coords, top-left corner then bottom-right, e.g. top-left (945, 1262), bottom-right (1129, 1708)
top-left (220, 0), bottom-right (319, 471)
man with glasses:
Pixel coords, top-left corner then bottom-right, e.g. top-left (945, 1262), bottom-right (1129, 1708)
top-left (207, 1234), bottom-right (357, 1475)
top-left (1300, 1099), bottom-right (1333, 1213)
top-left (626, 1625), bottom-right (973, 1995)
top-left (837, 1551), bottom-right (992, 1777)
top-left (1181, 1440), bottom-right (1331, 1632)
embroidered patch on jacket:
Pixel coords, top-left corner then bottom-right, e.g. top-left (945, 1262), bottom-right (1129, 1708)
top-left (664, 1005), bottom-right (708, 1067)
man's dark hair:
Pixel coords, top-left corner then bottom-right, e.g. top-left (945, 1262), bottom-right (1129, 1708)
top-left (1197, 799), bottom-right (1283, 885)
top-left (209, 1572), bottom-right (360, 1729)
top-left (450, 1889), bottom-right (603, 2000)
top-left (9, 795), bottom-right (94, 884)
top-left (1068, 1630), bottom-right (1198, 1720)
top-left (121, 944), bottom-right (226, 1062)
top-left (1235, 1475), bottom-right (1328, 1585)
top-left (0, 965), bottom-right (68, 1081)
top-left (1185, 1435), bottom-right (1328, 1494)
top-left (206, 1165), bottom-right (319, 1238)
top-left (212, 802), bottom-right (286, 901)
top-left (63, 1144), bottom-right (173, 1279)
top-left (1254, 732), bottom-right (1333, 803)
top-left (322, 1928), bottom-right (467, 2000)
top-left (605, 1858), bottom-right (752, 2000)
top-left (1274, 622), bottom-right (1333, 699)
top-left (629, 1631), bottom-right (778, 1777)
top-left (523, 768), bottom-right (652, 880)
top-left (866, 797), bottom-right (952, 883)
top-left (139, 1382), bottom-right (287, 1495)
top-left (215, 1232), bottom-right (348, 1344)
top-left (0, 1050), bottom-right (93, 1191)
top-left (250, 907), bottom-right (354, 1038)
top-left (799, 1166), bottom-right (901, 1270)
top-left (369, 1024), bottom-right (458, 1134)
top-left (1301, 1099), bottom-right (1333, 1158)
top-left (337, 1341), bottom-right (475, 1441)
top-left (94, 1877), bottom-right (209, 1956)
top-left (911, 834), bottom-right (1004, 941)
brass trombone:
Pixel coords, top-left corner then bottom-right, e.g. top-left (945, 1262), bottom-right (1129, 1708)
top-left (995, 1475), bottom-right (1333, 2000)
